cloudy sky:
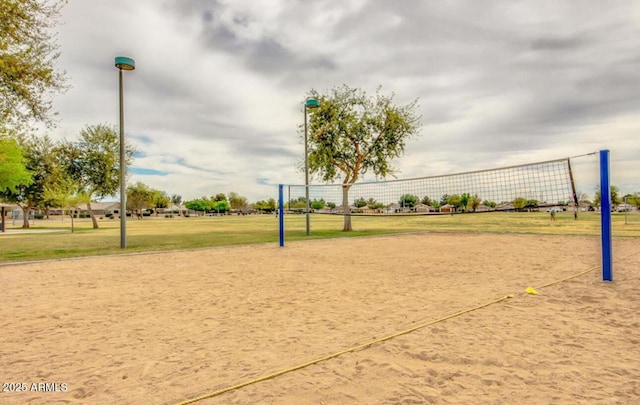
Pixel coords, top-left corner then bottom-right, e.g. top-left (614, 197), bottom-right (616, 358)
top-left (50, 0), bottom-right (640, 202)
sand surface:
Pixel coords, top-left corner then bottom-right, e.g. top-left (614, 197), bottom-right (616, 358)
top-left (1, 233), bottom-right (639, 405)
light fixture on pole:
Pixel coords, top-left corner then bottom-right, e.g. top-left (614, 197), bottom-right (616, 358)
top-left (115, 56), bottom-right (135, 248)
top-left (304, 96), bottom-right (319, 236)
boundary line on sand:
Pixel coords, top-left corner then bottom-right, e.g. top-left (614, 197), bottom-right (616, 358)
top-left (173, 250), bottom-right (640, 405)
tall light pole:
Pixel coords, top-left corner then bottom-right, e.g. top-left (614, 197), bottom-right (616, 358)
top-left (304, 97), bottom-right (319, 236)
top-left (115, 56), bottom-right (135, 248)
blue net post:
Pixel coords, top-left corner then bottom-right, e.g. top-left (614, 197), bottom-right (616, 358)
top-left (278, 184), bottom-right (285, 247)
top-left (599, 150), bottom-right (613, 281)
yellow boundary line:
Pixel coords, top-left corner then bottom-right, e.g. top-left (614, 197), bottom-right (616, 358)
top-left (174, 250), bottom-right (640, 405)
top-left (174, 295), bottom-right (513, 405)
top-left (535, 250), bottom-right (640, 290)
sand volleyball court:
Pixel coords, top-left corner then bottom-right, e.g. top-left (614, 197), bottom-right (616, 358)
top-left (1, 233), bottom-right (639, 404)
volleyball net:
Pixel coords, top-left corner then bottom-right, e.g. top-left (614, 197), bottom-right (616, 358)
top-left (282, 157), bottom-right (578, 216)
top-left (278, 150), bottom-right (614, 281)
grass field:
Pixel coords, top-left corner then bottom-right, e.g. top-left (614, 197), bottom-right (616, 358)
top-left (1, 211), bottom-right (639, 263)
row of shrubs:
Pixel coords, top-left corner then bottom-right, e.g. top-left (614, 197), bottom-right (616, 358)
top-left (30, 212), bottom-right (192, 220)
top-left (34, 213), bottom-right (91, 219)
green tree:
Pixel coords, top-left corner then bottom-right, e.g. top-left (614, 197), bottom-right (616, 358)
top-left (254, 200), bottom-right (265, 212)
top-left (43, 174), bottom-right (84, 232)
top-left (39, 140), bottom-right (70, 218)
top-left (482, 200), bottom-right (497, 208)
top-left (421, 196), bottom-right (433, 206)
top-left (513, 197), bottom-right (527, 210)
top-left (127, 182), bottom-right (153, 219)
top-left (399, 193), bottom-right (418, 208)
top-left (306, 85), bottom-right (421, 231)
top-left (212, 200), bottom-right (229, 213)
top-left (184, 197), bottom-right (210, 214)
top-left (228, 191), bottom-right (248, 211)
top-left (612, 186), bottom-right (621, 206)
top-left (311, 198), bottom-right (325, 210)
top-left (287, 196), bottom-right (307, 210)
top-left (460, 193), bottom-right (471, 212)
top-left (1, 0), bottom-right (68, 134)
top-left (0, 135), bottom-right (58, 227)
top-left (594, 185), bottom-right (621, 208)
top-left (366, 197), bottom-right (384, 210)
top-left (60, 124), bottom-right (135, 229)
top-left (327, 201), bottom-right (336, 209)
top-left (255, 198), bottom-right (277, 213)
top-left (266, 198), bottom-right (276, 211)
top-left (184, 196), bottom-right (231, 215)
top-left (150, 189), bottom-right (170, 216)
top-left (212, 193), bottom-right (227, 202)
top-left (469, 194), bottom-right (481, 212)
top-left (447, 195), bottom-right (462, 211)
top-left (625, 193), bottom-right (640, 208)
top-left (0, 137), bottom-right (32, 192)
top-left (353, 197), bottom-right (367, 208)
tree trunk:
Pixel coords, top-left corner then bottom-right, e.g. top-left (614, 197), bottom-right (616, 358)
top-left (342, 184), bottom-right (352, 231)
top-left (87, 201), bottom-right (99, 229)
top-left (69, 208), bottom-right (75, 233)
top-left (21, 205), bottom-right (30, 228)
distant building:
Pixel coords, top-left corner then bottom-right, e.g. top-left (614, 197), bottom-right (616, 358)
top-left (440, 204), bottom-right (454, 213)
top-left (474, 204), bottom-right (492, 212)
top-left (415, 204), bottom-right (436, 213)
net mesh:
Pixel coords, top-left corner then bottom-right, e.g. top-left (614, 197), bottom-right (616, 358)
top-left (285, 158), bottom-right (577, 215)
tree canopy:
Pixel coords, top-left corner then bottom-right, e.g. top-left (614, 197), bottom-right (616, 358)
top-left (255, 198), bottom-right (277, 213)
top-left (43, 173), bottom-right (84, 232)
top-left (59, 124), bottom-right (135, 228)
top-left (0, 137), bottom-right (32, 192)
top-left (310, 199), bottom-right (326, 210)
top-left (212, 193), bottom-right (227, 202)
top-left (184, 196), bottom-right (230, 214)
top-left (398, 194), bottom-right (418, 208)
top-left (228, 191), bottom-right (248, 211)
top-left (0, 0), bottom-right (68, 134)
top-left (171, 194), bottom-right (182, 206)
top-left (594, 185), bottom-right (621, 207)
top-left (624, 193), bottom-right (640, 208)
top-left (306, 85), bottom-right (421, 230)
top-left (151, 189), bottom-right (170, 215)
top-left (0, 134), bottom-right (58, 227)
top-left (127, 182), bottom-right (153, 218)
